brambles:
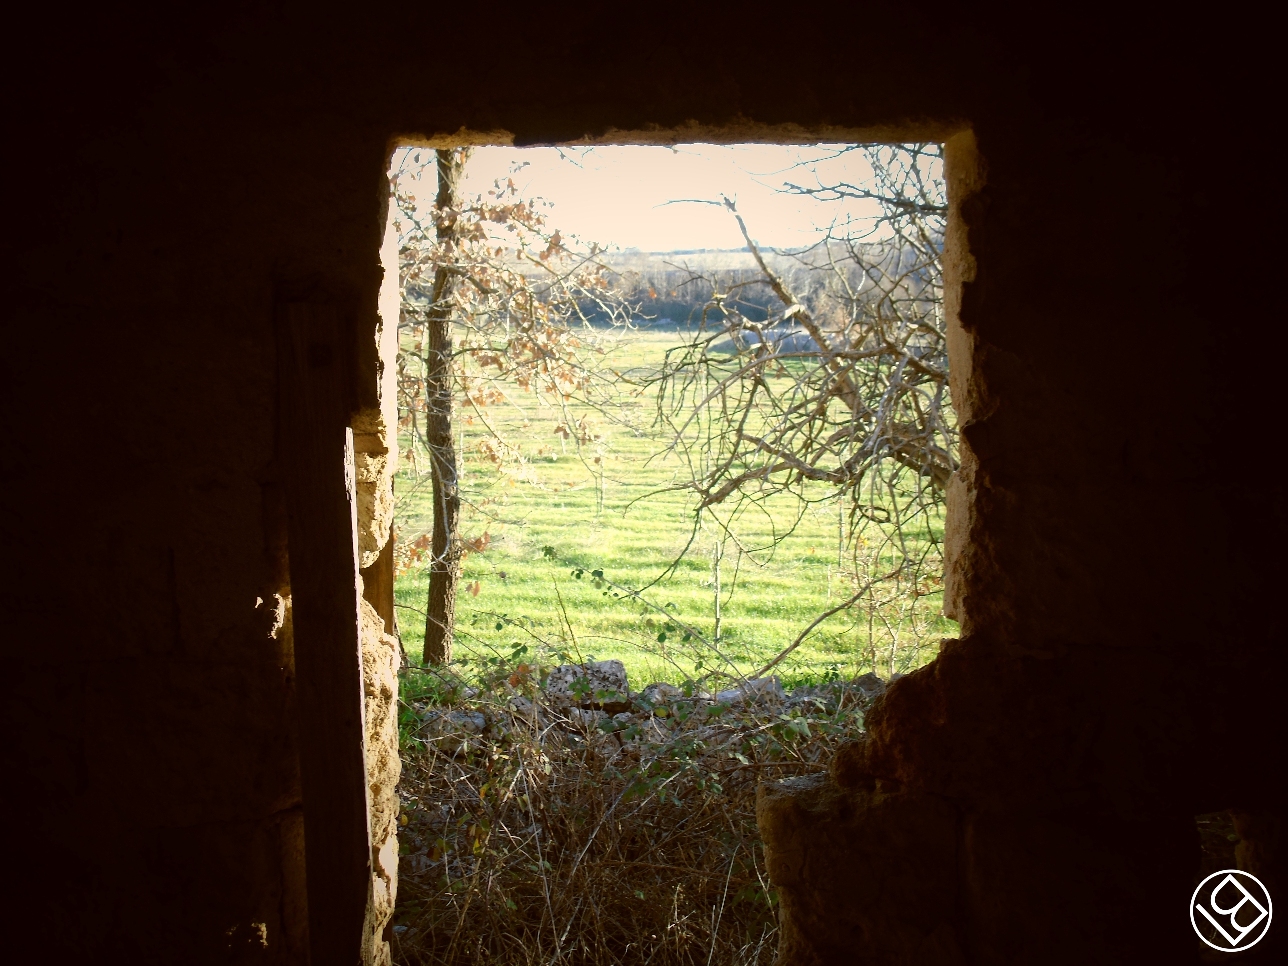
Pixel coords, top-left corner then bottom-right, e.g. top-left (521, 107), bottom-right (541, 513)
top-left (392, 655), bottom-right (889, 965)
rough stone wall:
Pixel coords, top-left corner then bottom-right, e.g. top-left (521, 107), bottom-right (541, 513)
top-left (354, 203), bottom-right (403, 575)
top-left (356, 187), bottom-right (405, 966)
top-left (360, 594), bottom-right (401, 966)
top-left (759, 85), bottom-right (1286, 966)
top-left (354, 414), bottom-right (397, 571)
top-left (0, 6), bottom-right (1280, 964)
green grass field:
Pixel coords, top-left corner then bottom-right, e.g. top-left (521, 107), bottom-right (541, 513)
top-left (393, 329), bottom-right (954, 690)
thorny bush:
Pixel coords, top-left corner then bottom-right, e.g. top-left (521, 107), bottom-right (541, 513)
top-left (391, 652), bottom-right (887, 966)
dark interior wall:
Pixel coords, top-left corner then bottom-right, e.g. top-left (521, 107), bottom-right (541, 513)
top-left (1, 5), bottom-right (1281, 963)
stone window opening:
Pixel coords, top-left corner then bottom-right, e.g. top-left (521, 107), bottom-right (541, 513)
top-left (373, 129), bottom-right (971, 965)
top-left (10, 16), bottom-right (1279, 966)
top-left (269, 126), bottom-right (1274, 966)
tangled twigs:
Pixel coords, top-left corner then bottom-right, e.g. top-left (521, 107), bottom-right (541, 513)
top-left (649, 143), bottom-right (953, 680)
top-left (391, 662), bottom-right (889, 965)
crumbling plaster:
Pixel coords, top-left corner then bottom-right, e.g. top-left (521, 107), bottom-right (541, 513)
top-left (1, 6), bottom-right (1280, 964)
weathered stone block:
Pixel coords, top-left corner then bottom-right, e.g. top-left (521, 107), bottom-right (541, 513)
top-left (758, 774), bottom-right (964, 966)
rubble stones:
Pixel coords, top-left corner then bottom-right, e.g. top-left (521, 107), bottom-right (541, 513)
top-left (543, 660), bottom-right (632, 713)
top-left (508, 695), bottom-right (540, 717)
top-left (422, 710), bottom-right (487, 755)
top-left (714, 676), bottom-right (786, 707)
top-left (421, 667), bottom-right (890, 762)
top-left (566, 707), bottom-right (610, 729)
top-left (851, 672), bottom-right (887, 697)
top-left (638, 682), bottom-right (687, 708)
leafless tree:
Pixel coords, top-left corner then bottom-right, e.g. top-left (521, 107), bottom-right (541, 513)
top-left (647, 144), bottom-right (953, 674)
top-left (392, 148), bottom-right (636, 663)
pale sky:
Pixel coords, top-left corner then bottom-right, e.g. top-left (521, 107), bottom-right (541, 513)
top-left (392, 144), bottom-right (893, 252)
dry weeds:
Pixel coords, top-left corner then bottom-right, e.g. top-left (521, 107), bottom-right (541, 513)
top-left (391, 666), bottom-right (882, 966)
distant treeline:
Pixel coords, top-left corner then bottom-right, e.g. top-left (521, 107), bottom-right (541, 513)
top-left (405, 244), bottom-right (936, 331)
top-left (592, 248), bottom-right (854, 329)
top-left (611, 267), bottom-right (778, 328)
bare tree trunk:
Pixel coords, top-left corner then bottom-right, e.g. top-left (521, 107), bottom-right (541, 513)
top-left (423, 148), bottom-right (469, 665)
